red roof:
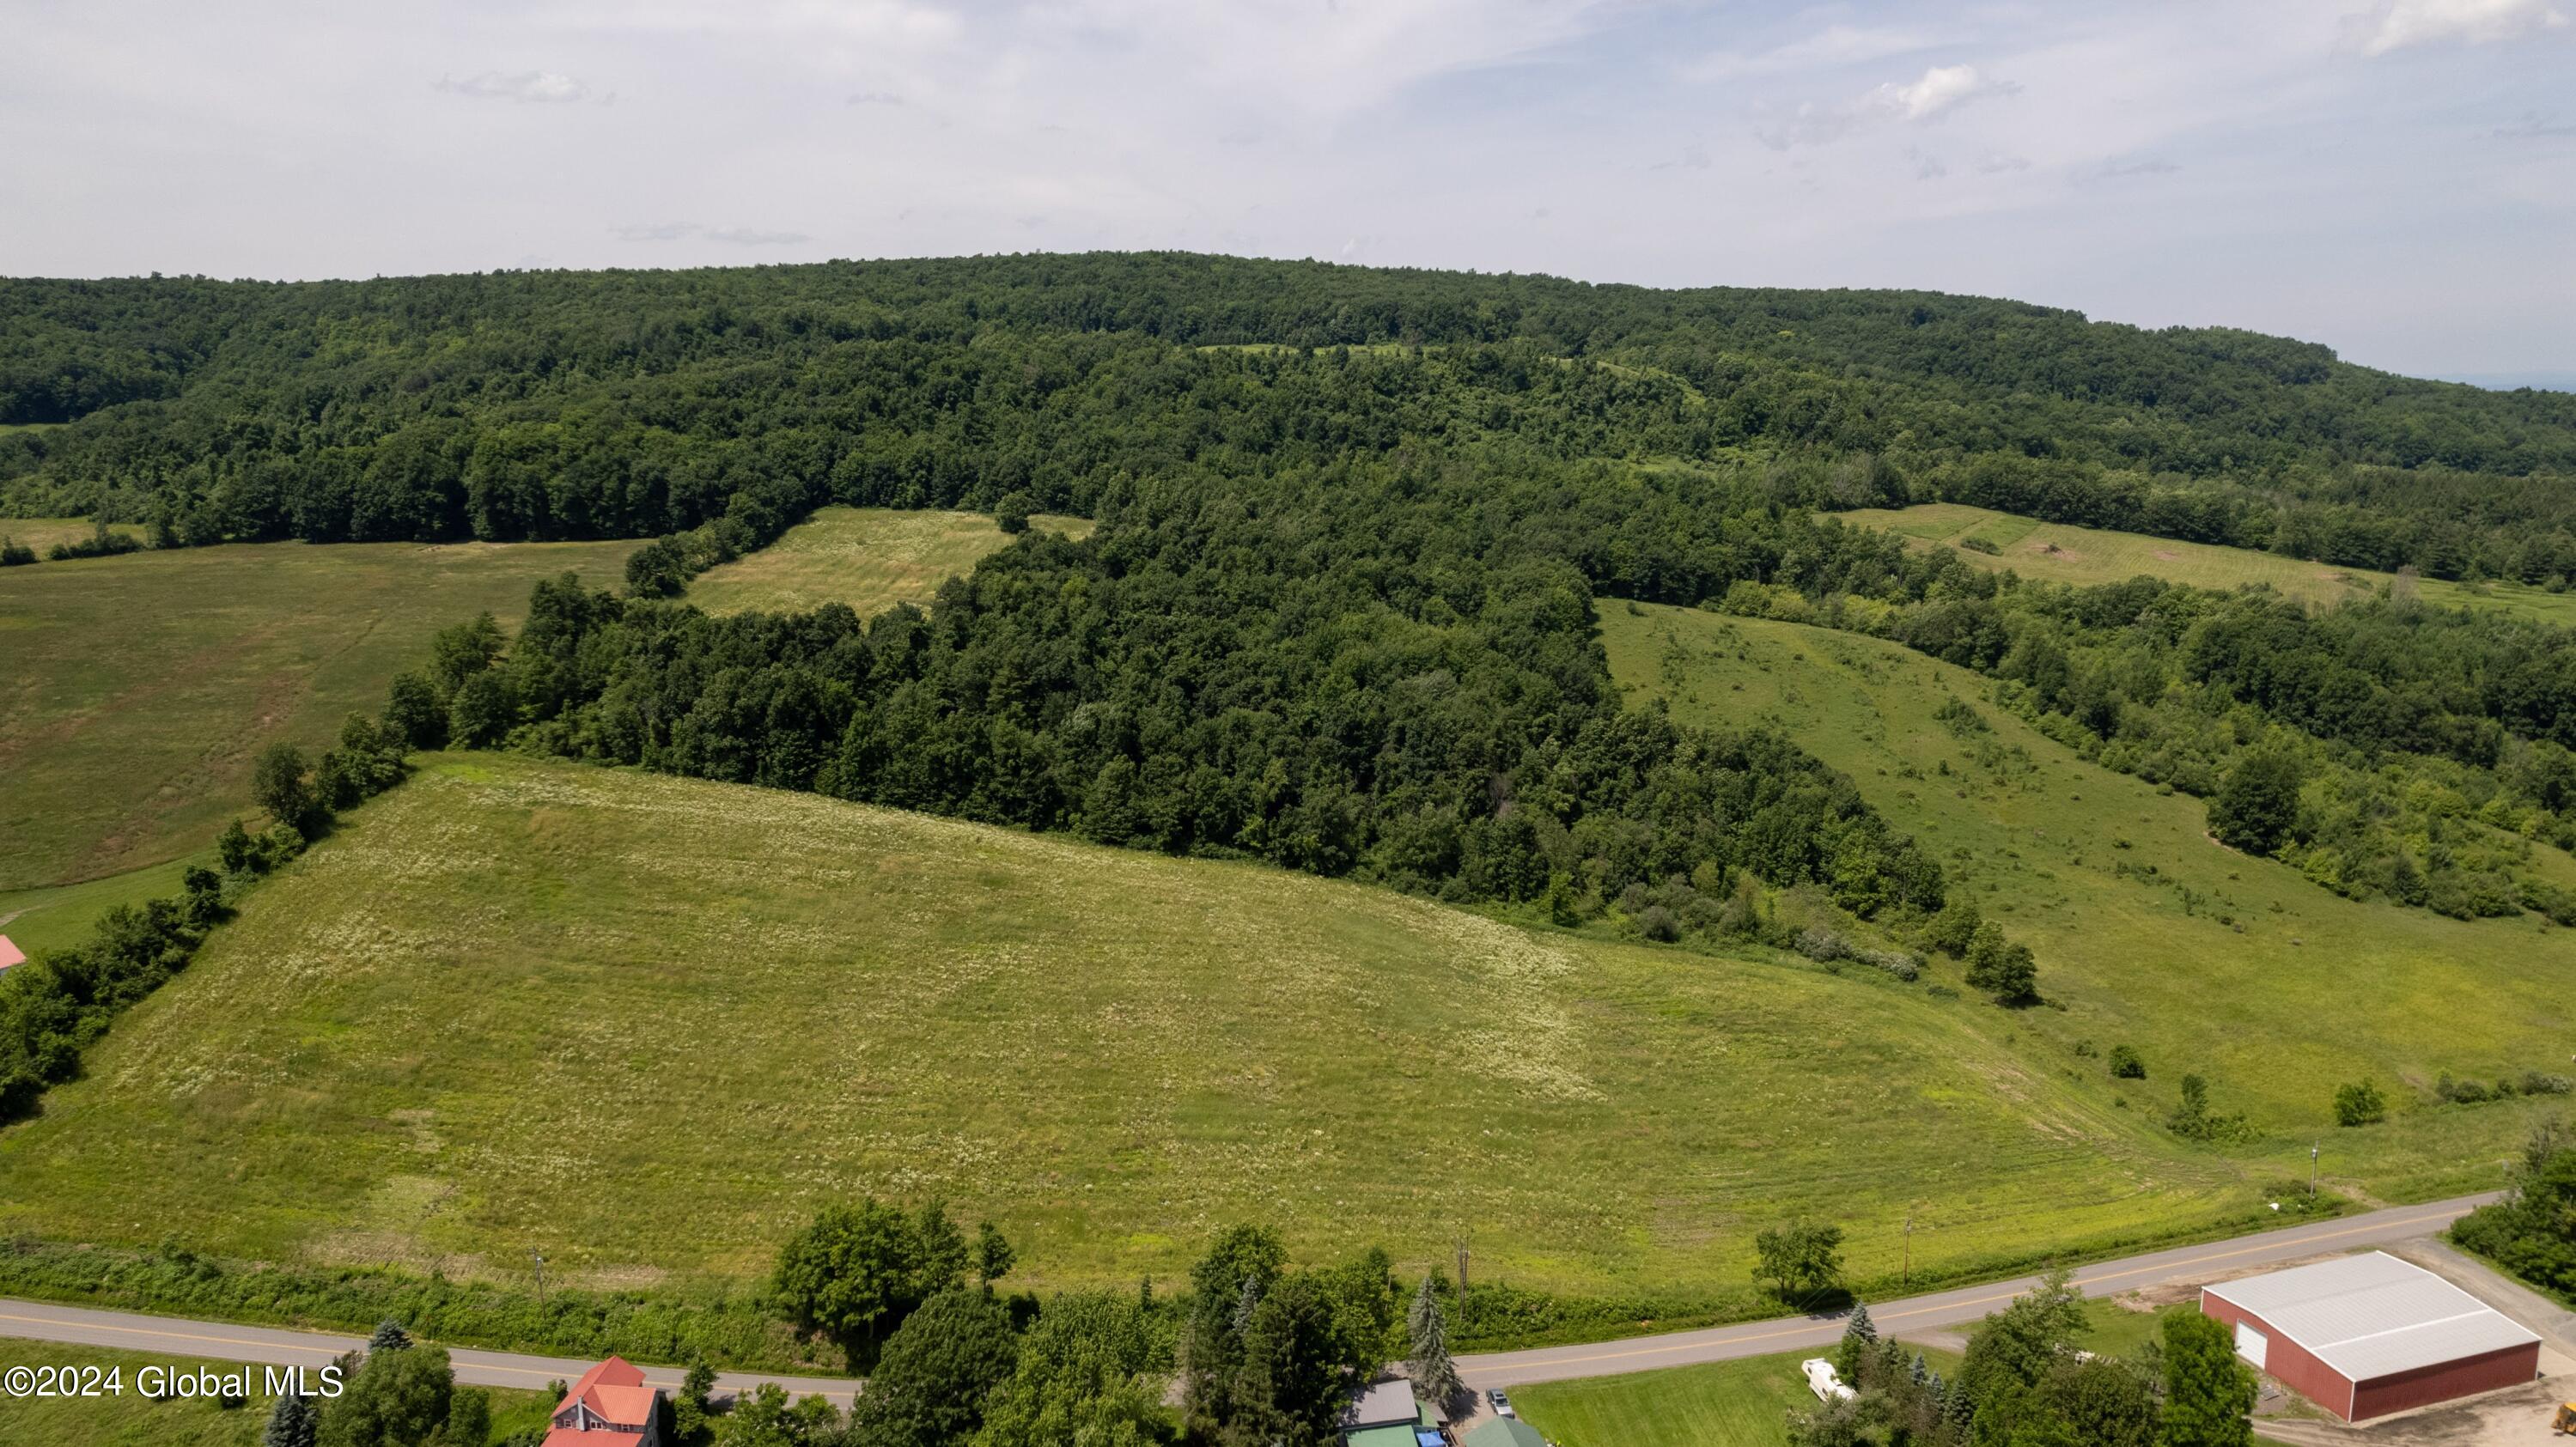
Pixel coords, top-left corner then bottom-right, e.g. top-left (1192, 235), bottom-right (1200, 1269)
top-left (0, 936), bottom-right (24, 971)
top-left (542, 1356), bottom-right (659, 1447)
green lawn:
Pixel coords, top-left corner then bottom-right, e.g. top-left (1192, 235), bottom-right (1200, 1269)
top-left (1507, 1306), bottom-right (2176, 1447)
top-left (0, 753), bottom-right (2329, 1308)
top-left (1514, 1351), bottom-right (1821, 1447)
top-left (1515, 1344), bottom-right (1964, 1447)
top-left (0, 1340), bottom-right (550, 1446)
top-left (685, 506), bottom-right (1093, 617)
top-left (1602, 604), bottom-right (2576, 1196)
top-left (1831, 502), bottom-right (2576, 624)
top-left (0, 536), bottom-right (635, 896)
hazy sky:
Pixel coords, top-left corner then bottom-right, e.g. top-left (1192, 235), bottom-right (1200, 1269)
top-left (5, 0), bottom-right (2571, 377)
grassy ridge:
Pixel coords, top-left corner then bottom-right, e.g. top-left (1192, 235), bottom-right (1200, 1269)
top-left (1602, 603), bottom-right (2576, 1190)
top-left (0, 753), bottom-right (2305, 1308)
top-left (1833, 503), bottom-right (2576, 624)
top-left (684, 506), bottom-right (1093, 617)
top-left (0, 537), bottom-right (635, 894)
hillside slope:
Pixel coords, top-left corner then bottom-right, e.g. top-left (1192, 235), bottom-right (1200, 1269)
top-left (1602, 603), bottom-right (2576, 1185)
top-left (2, 753), bottom-right (2286, 1304)
top-left (0, 538), bottom-right (635, 897)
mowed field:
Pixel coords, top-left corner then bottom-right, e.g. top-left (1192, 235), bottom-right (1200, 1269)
top-left (1834, 502), bottom-right (2576, 623)
top-left (684, 506), bottom-right (1093, 617)
top-left (1602, 604), bottom-right (2576, 1198)
top-left (0, 536), bottom-right (635, 900)
top-left (1, 753), bottom-right (2301, 1304)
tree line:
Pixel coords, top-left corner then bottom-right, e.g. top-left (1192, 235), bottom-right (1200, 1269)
top-left (6, 254), bottom-right (2574, 581)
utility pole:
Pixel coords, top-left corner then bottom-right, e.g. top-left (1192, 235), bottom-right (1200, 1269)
top-left (530, 1248), bottom-right (546, 1298)
top-left (1452, 1237), bottom-right (1471, 1299)
top-left (2309, 1141), bottom-right (2319, 1200)
top-left (1902, 1209), bottom-right (1915, 1291)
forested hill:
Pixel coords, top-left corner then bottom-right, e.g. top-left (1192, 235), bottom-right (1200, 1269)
top-left (5, 253), bottom-right (2575, 577)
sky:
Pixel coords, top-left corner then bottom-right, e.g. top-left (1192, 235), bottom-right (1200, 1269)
top-left (3, 0), bottom-right (2572, 380)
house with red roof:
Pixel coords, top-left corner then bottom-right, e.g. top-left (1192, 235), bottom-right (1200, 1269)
top-left (0, 935), bottom-right (25, 974)
top-left (543, 1356), bottom-right (665, 1447)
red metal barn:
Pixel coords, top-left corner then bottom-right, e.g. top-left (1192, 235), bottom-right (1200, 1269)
top-left (2198, 1251), bottom-right (2541, 1422)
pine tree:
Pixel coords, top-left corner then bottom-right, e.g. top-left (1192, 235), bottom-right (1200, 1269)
top-left (1834, 1298), bottom-right (1879, 1381)
top-left (1910, 1351), bottom-right (1929, 1387)
top-left (263, 1389), bottom-right (318, 1447)
top-left (367, 1318), bottom-right (411, 1353)
top-left (1406, 1274), bottom-right (1463, 1410)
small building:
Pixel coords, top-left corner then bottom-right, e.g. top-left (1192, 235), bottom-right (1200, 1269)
top-left (1341, 1377), bottom-right (1443, 1447)
top-left (2199, 1251), bottom-right (2541, 1422)
top-left (1459, 1417), bottom-right (1546, 1447)
top-left (543, 1356), bottom-right (665, 1447)
top-left (0, 935), bottom-right (24, 974)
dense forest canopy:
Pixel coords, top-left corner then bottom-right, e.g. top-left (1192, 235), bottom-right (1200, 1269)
top-left (6, 253), bottom-right (2576, 578)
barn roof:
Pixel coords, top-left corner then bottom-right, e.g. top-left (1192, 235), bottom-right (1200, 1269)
top-left (0, 935), bottom-right (24, 970)
top-left (2204, 1251), bottom-right (2539, 1382)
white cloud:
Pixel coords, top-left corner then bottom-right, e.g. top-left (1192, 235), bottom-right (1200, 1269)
top-left (2345, 0), bottom-right (2568, 55)
top-left (433, 70), bottom-right (593, 103)
top-left (1758, 63), bottom-right (2016, 149)
top-left (612, 222), bottom-right (696, 240)
top-left (704, 225), bottom-right (810, 245)
top-left (1870, 64), bottom-right (2015, 121)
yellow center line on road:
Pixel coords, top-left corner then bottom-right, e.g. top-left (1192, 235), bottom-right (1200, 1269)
top-left (1470, 1207), bottom-right (2468, 1375)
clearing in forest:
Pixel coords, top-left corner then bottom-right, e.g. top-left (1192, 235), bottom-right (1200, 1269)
top-left (684, 506), bottom-right (1093, 617)
top-left (1832, 502), bottom-right (2576, 623)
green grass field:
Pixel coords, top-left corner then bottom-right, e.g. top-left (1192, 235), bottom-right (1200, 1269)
top-left (0, 514), bottom-right (146, 556)
top-left (1509, 1302), bottom-right (2165, 1445)
top-left (0, 752), bottom-right (2342, 1307)
top-left (1833, 502), bottom-right (2576, 623)
top-left (0, 537), bottom-right (635, 896)
top-left (684, 506), bottom-right (1093, 617)
top-left (1602, 603), bottom-right (2576, 1196)
top-left (0, 1340), bottom-right (549, 1446)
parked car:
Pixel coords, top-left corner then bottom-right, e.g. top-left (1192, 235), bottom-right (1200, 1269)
top-left (1488, 1388), bottom-right (1515, 1418)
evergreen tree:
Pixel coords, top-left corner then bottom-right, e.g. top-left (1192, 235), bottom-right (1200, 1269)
top-left (1406, 1274), bottom-right (1462, 1410)
top-left (264, 1388), bottom-right (319, 1447)
top-left (366, 1319), bottom-right (411, 1353)
top-left (974, 1220), bottom-right (1016, 1291)
top-left (1833, 1298), bottom-right (1878, 1381)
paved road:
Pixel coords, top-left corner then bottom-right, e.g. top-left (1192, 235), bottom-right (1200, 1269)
top-left (0, 1298), bottom-right (862, 1407)
top-left (1456, 1192), bottom-right (2501, 1388)
top-left (0, 1192), bottom-right (2501, 1405)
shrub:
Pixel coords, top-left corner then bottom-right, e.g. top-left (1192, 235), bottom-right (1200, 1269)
top-left (0, 536), bottom-right (33, 567)
top-left (1638, 905), bottom-right (1682, 942)
top-left (1795, 926), bottom-right (1850, 962)
top-left (2108, 1044), bottom-right (2145, 1079)
top-left (2333, 1081), bottom-right (2386, 1127)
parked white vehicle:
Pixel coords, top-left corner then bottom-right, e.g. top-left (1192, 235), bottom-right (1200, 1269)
top-left (1800, 1358), bottom-right (1857, 1402)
